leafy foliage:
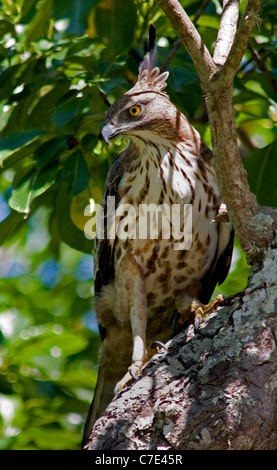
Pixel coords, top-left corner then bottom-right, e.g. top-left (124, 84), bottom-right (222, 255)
top-left (0, 0), bottom-right (276, 449)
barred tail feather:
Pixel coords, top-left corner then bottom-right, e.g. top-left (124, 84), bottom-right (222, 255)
top-left (82, 363), bottom-right (116, 446)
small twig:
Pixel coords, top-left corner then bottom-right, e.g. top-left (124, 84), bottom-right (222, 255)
top-left (160, 39), bottom-right (182, 72)
top-left (248, 41), bottom-right (277, 96)
top-left (193, 0), bottom-right (211, 25)
top-left (237, 127), bottom-right (259, 153)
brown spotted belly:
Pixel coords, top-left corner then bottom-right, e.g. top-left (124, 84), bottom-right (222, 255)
top-left (111, 143), bottom-right (220, 336)
top-left (132, 228), bottom-right (217, 318)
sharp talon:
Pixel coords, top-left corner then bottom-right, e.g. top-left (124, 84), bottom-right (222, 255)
top-left (129, 370), bottom-right (136, 380)
top-left (114, 383), bottom-right (121, 395)
top-left (194, 314), bottom-right (202, 330)
top-left (114, 341), bottom-right (168, 395)
top-left (129, 365), bottom-right (139, 380)
top-left (172, 311), bottom-right (181, 333)
top-left (193, 304), bottom-right (204, 330)
top-left (150, 340), bottom-right (167, 351)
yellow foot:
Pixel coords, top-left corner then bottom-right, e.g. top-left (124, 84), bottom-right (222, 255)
top-left (114, 342), bottom-right (167, 395)
top-left (140, 341), bottom-right (167, 368)
top-left (178, 294), bottom-right (225, 330)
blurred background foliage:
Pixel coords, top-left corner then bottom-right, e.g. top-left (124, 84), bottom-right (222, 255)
top-left (0, 0), bottom-right (276, 450)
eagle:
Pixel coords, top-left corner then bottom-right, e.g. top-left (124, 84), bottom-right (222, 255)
top-left (83, 25), bottom-right (233, 444)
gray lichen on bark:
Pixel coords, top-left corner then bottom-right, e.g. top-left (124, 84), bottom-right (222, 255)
top-left (84, 242), bottom-right (277, 450)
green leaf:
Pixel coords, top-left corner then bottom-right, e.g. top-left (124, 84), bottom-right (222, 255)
top-left (23, 0), bottom-right (54, 43)
top-left (0, 131), bottom-right (44, 167)
top-left (213, 237), bottom-right (250, 298)
top-left (0, 19), bottom-right (15, 39)
top-left (0, 210), bottom-right (26, 245)
top-left (95, 0), bottom-right (137, 58)
top-left (52, 0), bottom-right (101, 35)
top-left (8, 162), bottom-right (58, 214)
top-left (0, 64), bottom-right (23, 102)
top-left (26, 81), bottom-right (71, 130)
top-left (195, 15), bottom-right (221, 30)
top-left (14, 329), bottom-right (87, 365)
top-left (52, 91), bottom-right (89, 130)
top-left (244, 138), bottom-right (277, 207)
top-left (62, 151), bottom-right (89, 196)
top-left (95, 77), bottom-right (129, 95)
top-left (34, 136), bottom-right (68, 169)
top-left (56, 180), bottom-right (93, 253)
top-left (15, 426), bottom-right (80, 450)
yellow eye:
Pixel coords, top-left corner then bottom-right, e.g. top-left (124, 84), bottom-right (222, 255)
top-left (128, 105), bottom-right (141, 117)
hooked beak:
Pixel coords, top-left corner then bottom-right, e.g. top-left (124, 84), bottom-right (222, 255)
top-left (101, 121), bottom-right (118, 145)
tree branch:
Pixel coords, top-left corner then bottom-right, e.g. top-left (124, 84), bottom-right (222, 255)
top-left (213, 0), bottom-right (240, 66)
top-left (219, 0), bottom-right (263, 86)
top-left (156, 0), bottom-right (217, 85)
top-left (204, 87), bottom-right (261, 261)
top-left (156, 0), bottom-right (277, 263)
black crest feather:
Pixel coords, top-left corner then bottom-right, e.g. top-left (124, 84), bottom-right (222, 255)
top-left (126, 24), bottom-right (169, 95)
top-left (148, 24), bottom-right (157, 67)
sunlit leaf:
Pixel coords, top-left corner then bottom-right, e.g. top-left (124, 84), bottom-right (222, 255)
top-left (15, 426), bottom-right (80, 450)
top-left (8, 163), bottom-right (58, 214)
top-left (23, 0), bottom-right (54, 43)
top-left (0, 131), bottom-right (44, 167)
top-left (195, 15), bottom-right (220, 29)
top-left (0, 211), bottom-right (25, 245)
top-left (52, 0), bottom-right (101, 35)
top-left (13, 329), bottom-right (88, 365)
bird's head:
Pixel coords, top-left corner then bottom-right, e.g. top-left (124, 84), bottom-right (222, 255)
top-left (101, 25), bottom-right (178, 145)
top-left (101, 90), bottom-right (173, 145)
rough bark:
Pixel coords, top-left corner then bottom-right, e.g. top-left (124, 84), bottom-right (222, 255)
top-left (84, 240), bottom-right (277, 450)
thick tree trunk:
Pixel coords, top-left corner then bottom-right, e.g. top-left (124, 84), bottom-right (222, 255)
top-left (84, 240), bottom-right (277, 450)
